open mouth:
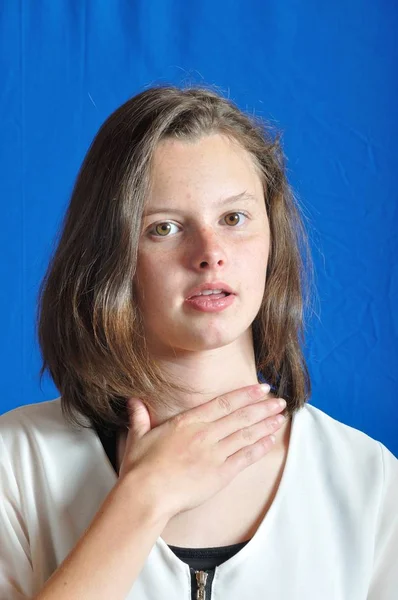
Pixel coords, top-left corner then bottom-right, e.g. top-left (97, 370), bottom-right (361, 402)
top-left (185, 282), bottom-right (236, 301)
top-left (190, 292), bottom-right (231, 300)
top-left (185, 290), bottom-right (236, 312)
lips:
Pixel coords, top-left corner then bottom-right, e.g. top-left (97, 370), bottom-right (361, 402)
top-left (186, 281), bottom-right (235, 300)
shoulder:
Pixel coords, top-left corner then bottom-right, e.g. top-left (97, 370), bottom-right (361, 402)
top-left (301, 401), bottom-right (395, 456)
top-left (0, 397), bottom-right (90, 444)
top-left (1, 397), bottom-right (63, 431)
top-left (297, 402), bottom-right (397, 492)
top-left (288, 404), bottom-right (398, 595)
top-left (0, 398), bottom-right (98, 478)
top-left (0, 396), bottom-right (93, 432)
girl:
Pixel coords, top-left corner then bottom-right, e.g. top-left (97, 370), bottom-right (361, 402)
top-left (1, 85), bottom-right (397, 599)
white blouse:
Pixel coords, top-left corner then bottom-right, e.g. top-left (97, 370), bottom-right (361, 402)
top-left (0, 397), bottom-right (397, 599)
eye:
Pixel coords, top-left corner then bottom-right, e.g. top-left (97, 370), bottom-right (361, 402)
top-left (150, 222), bottom-right (180, 237)
top-left (148, 212), bottom-right (249, 238)
top-left (224, 211), bottom-right (249, 227)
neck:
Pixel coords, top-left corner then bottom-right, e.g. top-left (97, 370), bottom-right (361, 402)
top-left (146, 328), bottom-right (261, 428)
top-left (116, 327), bottom-right (291, 477)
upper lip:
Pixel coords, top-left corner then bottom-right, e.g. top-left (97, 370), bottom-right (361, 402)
top-left (185, 281), bottom-right (236, 300)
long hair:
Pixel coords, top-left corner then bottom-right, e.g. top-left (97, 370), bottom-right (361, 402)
top-left (36, 84), bottom-right (315, 431)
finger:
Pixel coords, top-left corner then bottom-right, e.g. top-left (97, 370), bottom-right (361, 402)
top-left (208, 396), bottom-right (286, 442)
top-left (219, 411), bottom-right (286, 457)
top-left (126, 397), bottom-right (151, 439)
top-left (223, 433), bottom-right (279, 479)
top-left (189, 383), bottom-right (272, 425)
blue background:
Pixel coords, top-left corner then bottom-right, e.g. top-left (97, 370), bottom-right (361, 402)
top-left (1, 1), bottom-right (397, 455)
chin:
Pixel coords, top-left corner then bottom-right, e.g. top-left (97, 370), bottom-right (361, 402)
top-left (175, 326), bottom-right (251, 353)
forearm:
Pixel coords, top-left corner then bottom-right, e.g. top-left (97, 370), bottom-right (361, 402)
top-left (34, 470), bottom-right (169, 600)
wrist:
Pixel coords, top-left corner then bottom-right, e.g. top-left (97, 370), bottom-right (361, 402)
top-left (116, 468), bottom-right (173, 526)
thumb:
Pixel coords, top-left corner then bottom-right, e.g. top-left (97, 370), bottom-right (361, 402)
top-left (127, 397), bottom-right (151, 439)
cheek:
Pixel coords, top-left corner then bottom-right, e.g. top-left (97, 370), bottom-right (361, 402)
top-left (136, 251), bottom-right (160, 283)
top-left (135, 254), bottom-right (175, 307)
top-left (244, 238), bottom-right (269, 272)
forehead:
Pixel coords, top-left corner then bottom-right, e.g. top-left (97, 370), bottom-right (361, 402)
top-left (149, 133), bottom-right (263, 199)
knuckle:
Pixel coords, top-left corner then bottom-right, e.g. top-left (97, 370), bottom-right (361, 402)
top-left (236, 406), bottom-right (252, 423)
top-left (244, 446), bottom-right (253, 463)
top-left (172, 412), bottom-right (188, 429)
top-left (259, 438), bottom-right (270, 451)
top-left (191, 427), bottom-right (207, 444)
top-left (267, 400), bottom-right (283, 413)
top-left (248, 387), bottom-right (260, 401)
top-left (241, 426), bottom-right (253, 441)
top-left (269, 417), bottom-right (280, 429)
top-left (217, 394), bottom-right (233, 415)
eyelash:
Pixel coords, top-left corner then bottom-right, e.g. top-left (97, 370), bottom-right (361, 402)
top-left (147, 211), bottom-right (250, 238)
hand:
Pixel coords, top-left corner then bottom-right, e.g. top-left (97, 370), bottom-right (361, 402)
top-left (118, 384), bottom-right (287, 519)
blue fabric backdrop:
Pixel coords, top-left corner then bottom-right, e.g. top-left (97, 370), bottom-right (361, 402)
top-left (1, 1), bottom-right (397, 455)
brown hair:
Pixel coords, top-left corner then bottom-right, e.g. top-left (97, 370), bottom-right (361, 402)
top-left (36, 84), bottom-right (315, 432)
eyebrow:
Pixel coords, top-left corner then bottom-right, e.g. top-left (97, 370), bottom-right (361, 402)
top-left (143, 191), bottom-right (259, 217)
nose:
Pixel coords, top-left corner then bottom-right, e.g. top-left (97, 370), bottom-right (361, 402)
top-left (189, 227), bottom-right (227, 271)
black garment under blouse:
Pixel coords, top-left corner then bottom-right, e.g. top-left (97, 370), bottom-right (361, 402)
top-left (92, 423), bottom-right (250, 597)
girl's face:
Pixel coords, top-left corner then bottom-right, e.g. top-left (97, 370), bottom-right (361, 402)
top-left (135, 133), bottom-right (270, 356)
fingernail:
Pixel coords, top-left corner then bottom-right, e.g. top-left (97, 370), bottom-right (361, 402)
top-left (260, 383), bottom-right (271, 394)
top-left (275, 414), bottom-right (286, 424)
top-left (278, 398), bottom-right (287, 409)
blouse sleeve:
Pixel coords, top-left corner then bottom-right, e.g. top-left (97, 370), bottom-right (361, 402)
top-left (0, 432), bottom-right (34, 599)
top-left (367, 441), bottom-right (398, 599)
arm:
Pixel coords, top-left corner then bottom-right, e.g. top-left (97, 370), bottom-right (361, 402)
top-left (0, 433), bottom-right (34, 600)
top-left (1, 384), bottom-right (283, 599)
top-left (367, 442), bottom-right (398, 599)
top-left (34, 470), bottom-right (169, 600)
